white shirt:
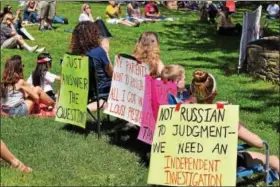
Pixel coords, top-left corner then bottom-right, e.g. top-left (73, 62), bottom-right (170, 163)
top-left (79, 13), bottom-right (94, 22)
top-left (27, 71), bottom-right (57, 92)
top-left (267, 4), bottom-right (279, 16)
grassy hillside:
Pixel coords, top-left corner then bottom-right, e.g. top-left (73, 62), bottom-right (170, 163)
top-left (1, 1), bottom-right (279, 186)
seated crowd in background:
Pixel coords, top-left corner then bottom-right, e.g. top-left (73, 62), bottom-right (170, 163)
top-left (24, 0), bottom-right (68, 30)
top-left (105, 1), bottom-right (137, 27)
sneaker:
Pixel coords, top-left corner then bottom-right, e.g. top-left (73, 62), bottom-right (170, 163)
top-left (29, 45), bottom-right (38, 52)
top-left (36, 47), bottom-right (45, 53)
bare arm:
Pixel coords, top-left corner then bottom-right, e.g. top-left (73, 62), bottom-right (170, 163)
top-left (10, 24), bottom-right (17, 36)
top-left (238, 123), bottom-right (263, 148)
top-left (13, 9), bottom-right (21, 24)
top-left (17, 80), bottom-right (39, 102)
top-left (55, 76), bottom-right (61, 81)
top-left (105, 64), bottom-right (113, 77)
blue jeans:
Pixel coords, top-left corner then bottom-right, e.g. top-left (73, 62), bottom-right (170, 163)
top-left (2, 102), bottom-right (28, 116)
top-left (23, 10), bottom-right (38, 23)
top-left (53, 16), bottom-right (65, 24)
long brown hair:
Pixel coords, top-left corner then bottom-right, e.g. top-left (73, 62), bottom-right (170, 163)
top-left (191, 70), bottom-right (217, 103)
top-left (132, 32), bottom-right (161, 76)
top-left (69, 21), bottom-right (100, 55)
top-left (1, 55), bottom-right (24, 99)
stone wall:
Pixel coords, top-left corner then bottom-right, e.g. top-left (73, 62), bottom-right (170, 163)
top-left (245, 36), bottom-right (279, 85)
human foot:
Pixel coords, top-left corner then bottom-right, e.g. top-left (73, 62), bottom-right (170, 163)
top-left (11, 159), bottom-right (32, 173)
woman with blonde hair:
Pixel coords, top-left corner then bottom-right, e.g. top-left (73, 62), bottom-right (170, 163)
top-left (79, 3), bottom-right (94, 22)
top-left (132, 31), bottom-right (164, 77)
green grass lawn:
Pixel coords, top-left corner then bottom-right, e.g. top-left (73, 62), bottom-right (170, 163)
top-left (1, 1), bottom-right (279, 186)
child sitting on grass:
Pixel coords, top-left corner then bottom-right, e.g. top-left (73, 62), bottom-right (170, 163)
top-left (0, 55), bottom-right (55, 116)
top-left (27, 53), bottom-right (60, 102)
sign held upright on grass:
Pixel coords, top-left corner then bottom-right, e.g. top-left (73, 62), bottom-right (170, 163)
top-left (148, 104), bottom-right (239, 186)
top-left (55, 54), bottom-right (89, 128)
top-left (238, 5), bottom-right (262, 72)
top-left (104, 55), bottom-right (149, 126)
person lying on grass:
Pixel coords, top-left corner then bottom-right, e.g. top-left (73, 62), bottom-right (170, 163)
top-left (69, 21), bottom-right (112, 112)
top-left (0, 140), bottom-right (32, 173)
top-left (27, 53), bottom-right (60, 102)
top-left (0, 55), bottom-right (55, 116)
top-left (132, 31), bottom-right (164, 77)
top-left (187, 70), bottom-right (279, 175)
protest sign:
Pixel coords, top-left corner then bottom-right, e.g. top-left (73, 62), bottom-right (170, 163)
top-left (104, 55), bottom-right (149, 125)
top-left (138, 76), bottom-right (177, 144)
top-left (148, 104), bottom-right (239, 186)
top-left (55, 54), bottom-right (89, 128)
top-left (238, 5), bottom-right (262, 72)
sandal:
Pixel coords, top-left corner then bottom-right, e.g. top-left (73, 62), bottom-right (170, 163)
top-left (11, 159), bottom-right (32, 173)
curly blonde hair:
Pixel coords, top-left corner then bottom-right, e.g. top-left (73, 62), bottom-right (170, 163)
top-left (132, 32), bottom-right (161, 76)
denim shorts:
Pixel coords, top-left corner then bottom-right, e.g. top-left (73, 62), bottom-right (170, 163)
top-left (2, 102), bottom-right (29, 116)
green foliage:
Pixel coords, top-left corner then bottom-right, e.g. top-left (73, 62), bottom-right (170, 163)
top-left (1, 1), bottom-right (279, 186)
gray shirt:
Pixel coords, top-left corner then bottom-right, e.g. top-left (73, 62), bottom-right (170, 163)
top-left (1, 89), bottom-right (25, 107)
top-left (0, 23), bottom-right (12, 45)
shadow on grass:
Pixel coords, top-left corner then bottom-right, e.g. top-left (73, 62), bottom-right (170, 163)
top-left (237, 88), bottom-right (279, 132)
top-left (60, 117), bottom-right (151, 166)
top-left (237, 173), bottom-right (266, 187)
top-left (160, 19), bottom-right (241, 53)
top-left (175, 55), bottom-right (239, 75)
